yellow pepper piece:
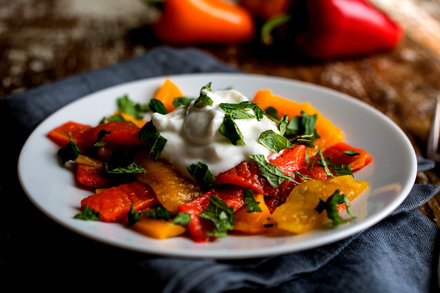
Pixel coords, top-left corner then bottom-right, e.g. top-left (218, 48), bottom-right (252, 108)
top-left (113, 111), bottom-right (147, 128)
top-left (234, 194), bottom-right (274, 234)
top-left (132, 218), bottom-right (186, 239)
top-left (272, 175), bottom-right (368, 234)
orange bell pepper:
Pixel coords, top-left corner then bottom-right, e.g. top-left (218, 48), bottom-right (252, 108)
top-left (153, 78), bottom-right (184, 113)
top-left (154, 0), bottom-right (255, 43)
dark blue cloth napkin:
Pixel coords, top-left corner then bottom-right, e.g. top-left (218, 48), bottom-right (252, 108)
top-left (1, 46), bottom-right (439, 292)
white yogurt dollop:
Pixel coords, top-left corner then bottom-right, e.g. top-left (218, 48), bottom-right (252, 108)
top-left (151, 88), bottom-right (279, 178)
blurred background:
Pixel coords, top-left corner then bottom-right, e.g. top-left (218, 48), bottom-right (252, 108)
top-left (0, 0), bottom-right (439, 222)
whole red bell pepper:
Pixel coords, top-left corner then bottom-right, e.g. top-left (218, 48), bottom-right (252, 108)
top-left (264, 0), bottom-right (402, 59)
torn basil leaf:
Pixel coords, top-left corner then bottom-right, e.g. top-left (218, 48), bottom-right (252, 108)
top-left (285, 111), bottom-right (320, 142)
top-left (219, 114), bottom-right (245, 145)
top-left (99, 113), bottom-right (136, 126)
top-left (199, 196), bottom-right (235, 237)
top-left (249, 154), bottom-right (297, 188)
top-left (187, 161), bottom-right (216, 192)
top-left (143, 206), bottom-right (172, 221)
top-left (258, 130), bottom-right (291, 153)
top-left (93, 129), bottom-right (111, 147)
top-left (137, 121), bottom-right (167, 161)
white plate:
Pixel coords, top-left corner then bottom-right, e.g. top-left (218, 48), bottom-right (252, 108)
top-left (17, 73), bottom-right (417, 259)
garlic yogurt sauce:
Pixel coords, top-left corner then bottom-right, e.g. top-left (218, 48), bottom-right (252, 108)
top-left (151, 85), bottom-right (279, 178)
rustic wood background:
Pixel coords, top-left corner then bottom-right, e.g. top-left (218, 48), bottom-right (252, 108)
top-left (1, 0), bottom-right (439, 225)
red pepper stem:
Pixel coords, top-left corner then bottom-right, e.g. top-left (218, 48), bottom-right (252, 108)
top-left (261, 14), bottom-right (291, 45)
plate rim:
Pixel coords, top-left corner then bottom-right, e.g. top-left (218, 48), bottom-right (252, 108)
top-left (17, 72), bottom-right (417, 259)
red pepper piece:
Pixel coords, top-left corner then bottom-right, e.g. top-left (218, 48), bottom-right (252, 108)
top-left (47, 121), bottom-right (92, 150)
top-left (322, 142), bottom-right (372, 171)
top-left (80, 181), bottom-right (157, 222)
top-left (293, 0), bottom-right (403, 58)
top-left (177, 186), bottom-right (245, 243)
top-left (153, 0), bottom-right (255, 44)
top-left (75, 164), bottom-right (111, 189)
top-left (80, 121), bottom-right (144, 150)
top-left (298, 165), bottom-right (330, 181)
top-left (215, 161), bottom-right (265, 194)
top-left (268, 144), bottom-right (306, 176)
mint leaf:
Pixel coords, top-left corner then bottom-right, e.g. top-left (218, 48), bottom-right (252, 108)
top-left (148, 98), bottom-right (168, 115)
top-left (342, 150), bottom-right (361, 156)
top-left (316, 150), bottom-right (335, 178)
top-left (315, 189), bottom-right (355, 226)
top-left (258, 130), bottom-right (291, 153)
top-left (99, 113), bottom-right (136, 126)
top-left (265, 106), bottom-right (278, 119)
top-left (219, 114), bottom-right (245, 145)
top-left (285, 111), bottom-right (320, 142)
top-left (187, 161), bottom-right (215, 192)
top-left (249, 154), bottom-right (297, 188)
top-left (126, 205), bottom-right (141, 227)
top-left (199, 196), bottom-right (235, 237)
top-left (194, 82), bottom-right (213, 107)
top-left (137, 121), bottom-right (167, 161)
top-left (143, 206), bottom-right (172, 221)
top-left (93, 129), bottom-right (111, 147)
top-left (173, 212), bottom-right (191, 226)
top-left (58, 132), bottom-right (80, 164)
top-left (278, 114), bottom-right (288, 136)
top-left (173, 97), bottom-right (194, 108)
top-left (117, 94), bottom-right (148, 119)
top-left (104, 149), bottom-right (146, 174)
top-left (74, 206), bottom-right (101, 221)
top-left (244, 189), bottom-right (262, 213)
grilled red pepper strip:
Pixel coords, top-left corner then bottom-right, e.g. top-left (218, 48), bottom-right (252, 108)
top-left (293, 0), bottom-right (402, 58)
top-left (322, 142), bottom-right (372, 171)
top-left (47, 121), bottom-right (92, 151)
top-left (80, 181), bottom-right (157, 222)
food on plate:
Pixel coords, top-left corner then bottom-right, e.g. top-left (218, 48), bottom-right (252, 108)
top-left (47, 78), bottom-right (372, 243)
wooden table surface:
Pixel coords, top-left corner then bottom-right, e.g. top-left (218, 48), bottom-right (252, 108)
top-left (1, 0), bottom-right (439, 226)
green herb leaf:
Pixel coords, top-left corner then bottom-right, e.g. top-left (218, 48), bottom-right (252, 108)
top-left (173, 212), bottom-right (191, 226)
top-left (290, 134), bottom-right (314, 148)
top-left (316, 150), bottom-right (335, 178)
top-left (117, 94), bottom-right (149, 119)
top-left (173, 97), bottom-right (195, 108)
top-left (258, 130), bottom-right (291, 153)
top-left (143, 206), bottom-right (172, 221)
top-left (265, 106), bottom-right (278, 119)
top-left (219, 114), bottom-right (245, 145)
top-left (219, 101), bottom-right (263, 120)
top-left (342, 150), bottom-right (361, 156)
top-left (74, 205), bottom-right (101, 221)
top-left (315, 189), bottom-right (355, 226)
top-left (294, 171), bottom-right (313, 181)
top-left (285, 111), bottom-right (320, 142)
top-left (93, 129), bottom-right (111, 147)
top-left (194, 82), bottom-right (213, 107)
top-left (244, 189), bottom-right (262, 213)
top-left (149, 98), bottom-right (168, 115)
top-left (104, 149), bottom-right (146, 174)
top-left (99, 113), bottom-right (136, 126)
top-left (249, 154), bottom-right (297, 188)
top-left (57, 132), bottom-right (80, 164)
top-left (126, 205), bottom-right (141, 227)
top-left (137, 121), bottom-right (167, 161)
top-left (199, 196), bottom-right (235, 237)
top-left (278, 114), bottom-right (288, 136)
top-left (187, 161), bottom-right (216, 192)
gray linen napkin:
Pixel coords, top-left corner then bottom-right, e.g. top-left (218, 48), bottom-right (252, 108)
top-left (1, 46), bottom-right (438, 292)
